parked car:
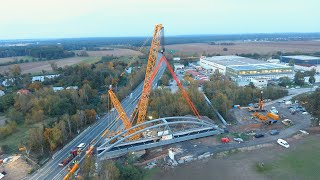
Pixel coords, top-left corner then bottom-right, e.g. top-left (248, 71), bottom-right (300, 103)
top-left (277, 139), bottom-right (290, 148)
top-left (221, 137), bottom-right (230, 143)
top-left (233, 138), bottom-right (244, 143)
top-left (254, 133), bottom-right (264, 138)
top-left (270, 130), bottom-right (280, 135)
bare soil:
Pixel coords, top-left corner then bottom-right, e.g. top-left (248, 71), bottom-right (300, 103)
top-left (74, 48), bottom-right (142, 57)
top-left (0, 57), bottom-right (24, 64)
top-left (166, 41), bottom-right (320, 55)
top-left (0, 48), bottom-right (142, 74)
top-left (1, 156), bottom-right (33, 180)
top-left (0, 57), bottom-right (98, 74)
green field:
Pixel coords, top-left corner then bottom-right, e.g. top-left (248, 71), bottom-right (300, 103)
top-left (261, 136), bottom-right (320, 179)
top-left (0, 124), bottom-right (30, 153)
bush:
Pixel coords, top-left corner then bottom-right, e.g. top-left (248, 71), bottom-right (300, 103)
top-left (0, 145), bottom-right (10, 154)
top-left (0, 121), bottom-right (17, 138)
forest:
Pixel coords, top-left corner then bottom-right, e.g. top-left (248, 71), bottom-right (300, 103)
top-left (0, 45), bottom-right (74, 60)
top-left (0, 56), bottom-right (147, 157)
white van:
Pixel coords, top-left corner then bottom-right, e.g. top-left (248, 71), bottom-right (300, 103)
top-left (277, 139), bottom-right (289, 148)
top-left (77, 143), bottom-right (86, 150)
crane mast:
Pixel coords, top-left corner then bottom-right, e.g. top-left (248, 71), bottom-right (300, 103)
top-left (135, 24), bottom-right (164, 130)
top-left (108, 88), bottom-right (133, 133)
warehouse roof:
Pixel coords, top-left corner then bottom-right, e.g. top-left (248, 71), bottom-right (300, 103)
top-left (201, 55), bottom-right (262, 66)
top-left (282, 55), bottom-right (320, 61)
top-left (228, 63), bottom-right (292, 71)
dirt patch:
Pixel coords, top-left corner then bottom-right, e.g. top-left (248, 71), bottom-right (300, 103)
top-left (0, 57), bottom-right (24, 64)
top-left (84, 48), bottom-right (142, 57)
top-left (308, 126), bottom-right (320, 134)
top-left (0, 57), bottom-right (98, 74)
top-left (166, 41), bottom-right (320, 55)
top-left (0, 155), bottom-right (33, 180)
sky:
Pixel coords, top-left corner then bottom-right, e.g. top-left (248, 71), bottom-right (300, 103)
top-left (0, 0), bottom-right (319, 39)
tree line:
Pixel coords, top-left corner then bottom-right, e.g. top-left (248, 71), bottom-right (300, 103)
top-left (296, 88), bottom-right (320, 126)
top-left (148, 82), bottom-right (214, 119)
top-left (0, 45), bottom-right (75, 59)
top-left (203, 72), bottom-right (288, 118)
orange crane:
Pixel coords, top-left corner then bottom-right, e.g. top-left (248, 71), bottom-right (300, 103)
top-left (107, 24), bottom-right (201, 141)
top-left (104, 24), bottom-right (164, 140)
top-left (248, 91), bottom-right (265, 112)
top-left (136, 24), bottom-right (164, 128)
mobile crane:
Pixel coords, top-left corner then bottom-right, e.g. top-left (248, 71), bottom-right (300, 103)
top-left (107, 24), bottom-right (201, 140)
top-left (248, 91), bottom-right (266, 112)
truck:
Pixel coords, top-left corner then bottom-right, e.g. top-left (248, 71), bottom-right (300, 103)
top-left (267, 112), bottom-right (280, 120)
top-left (59, 149), bottom-right (78, 167)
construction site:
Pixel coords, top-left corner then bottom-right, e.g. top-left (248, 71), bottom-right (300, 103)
top-left (21, 24), bottom-right (313, 180)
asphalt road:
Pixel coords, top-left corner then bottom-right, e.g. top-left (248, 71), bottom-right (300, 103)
top-left (29, 57), bottom-right (167, 180)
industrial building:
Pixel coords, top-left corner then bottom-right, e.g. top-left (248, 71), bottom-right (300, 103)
top-left (200, 55), bottom-right (261, 75)
top-left (281, 55), bottom-right (320, 66)
top-left (281, 55), bottom-right (320, 73)
top-left (200, 55), bottom-right (293, 86)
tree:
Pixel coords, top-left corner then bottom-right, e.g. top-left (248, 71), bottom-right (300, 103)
top-left (303, 89), bottom-right (320, 126)
top-left (9, 64), bottom-right (21, 77)
top-left (28, 126), bottom-right (45, 154)
top-left (116, 162), bottom-right (142, 180)
top-left (25, 109), bottom-right (44, 124)
top-left (82, 155), bottom-right (96, 179)
top-left (294, 71), bottom-right (305, 86)
top-left (9, 65), bottom-right (22, 87)
top-left (309, 75), bottom-right (316, 85)
top-left (278, 76), bottom-right (291, 87)
top-left (61, 114), bottom-right (72, 137)
top-left (99, 160), bottom-right (120, 180)
top-left (248, 82), bottom-right (255, 89)
top-left (50, 62), bottom-right (58, 72)
top-left (44, 125), bottom-right (63, 151)
top-left (84, 109), bottom-right (97, 125)
top-left (160, 74), bottom-right (170, 86)
top-left (0, 121), bottom-right (17, 139)
top-left (289, 59), bottom-right (295, 66)
top-left (7, 108), bottom-right (24, 124)
top-left (78, 50), bottom-right (89, 57)
top-left (28, 82), bottom-right (43, 91)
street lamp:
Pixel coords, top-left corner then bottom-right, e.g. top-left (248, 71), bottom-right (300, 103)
top-left (148, 116), bottom-right (153, 120)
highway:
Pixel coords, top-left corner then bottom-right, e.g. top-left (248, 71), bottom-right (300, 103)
top-left (29, 56), bottom-right (167, 180)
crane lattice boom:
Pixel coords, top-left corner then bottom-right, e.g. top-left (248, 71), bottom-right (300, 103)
top-left (108, 89), bottom-right (133, 132)
top-left (134, 24), bottom-right (164, 136)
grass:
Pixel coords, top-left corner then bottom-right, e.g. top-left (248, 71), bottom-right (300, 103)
top-left (0, 123), bottom-right (36, 154)
top-left (143, 167), bottom-right (161, 180)
top-left (231, 132), bottom-right (250, 141)
top-left (77, 56), bottom-right (101, 64)
top-left (255, 162), bottom-right (273, 173)
top-left (257, 136), bottom-right (320, 179)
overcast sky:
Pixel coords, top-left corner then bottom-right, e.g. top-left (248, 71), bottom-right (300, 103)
top-left (0, 0), bottom-right (319, 39)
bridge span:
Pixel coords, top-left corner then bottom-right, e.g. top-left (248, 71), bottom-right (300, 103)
top-left (97, 116), bottom-right (223, 159)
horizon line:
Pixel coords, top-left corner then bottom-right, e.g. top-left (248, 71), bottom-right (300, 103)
top-left (1, 32), bottom-right (320, 42)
